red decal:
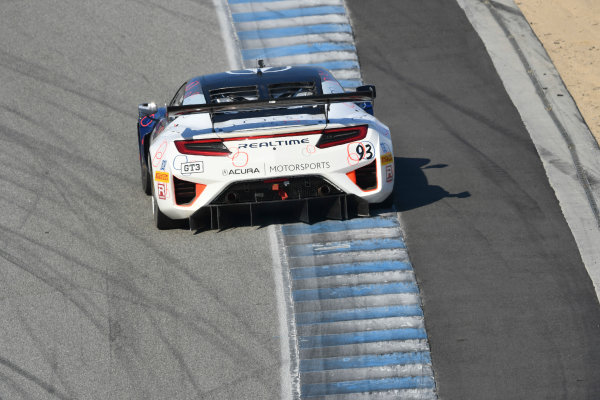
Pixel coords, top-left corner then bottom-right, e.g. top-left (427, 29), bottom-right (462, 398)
top-left (140, 114), bottom-right (155, 127)
top-left (318, 70), bottom-right (335, 82)
top-left (347, 142), bottom-right (363, 165)
top-left (227, 147), bottom-right (249, 168)
top-left (185, 81), bottom-right (200, 91)
top-left (157, 182), bottom-right (168, 200)
top-left (152, 141), bottom-right (167, 168)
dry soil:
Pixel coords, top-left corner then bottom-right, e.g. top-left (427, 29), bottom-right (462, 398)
top-left (516, 0), bottom-right (600, 143)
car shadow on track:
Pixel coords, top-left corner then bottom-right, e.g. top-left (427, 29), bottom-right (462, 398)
top-left (186, 157), bottom-right (470, 232)
top-left (389, 157), bottom-right (470, 212)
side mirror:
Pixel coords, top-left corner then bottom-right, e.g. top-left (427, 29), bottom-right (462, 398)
top-left (356, 85), bottom-right (376, 99)
top-left (138, 102), bottom-right (157, 118)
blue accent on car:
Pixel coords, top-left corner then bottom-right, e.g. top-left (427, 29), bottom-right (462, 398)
top-left (137, 107), bottom-right (166, 161)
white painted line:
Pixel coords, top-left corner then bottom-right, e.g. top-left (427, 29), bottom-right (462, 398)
top-left (212, 0), bottom-right (243, 69)
top-left (240, 32), bottom-right (354, 49)
top-left (301, 364), bottom-right (434, 384)
top-left (269, 224), bottom-right (299, 400)
top-left (294, 293), bottom-right (422, 313)
top-left (300, 339), bottom-right (431, 359)
top-left (236, 14), bottom-right (350, 32)
top-left (296, 316), bottom-right (425, 336)
top-left (288, 248), bottom-right (409, 268)
top-left (284, 226), bottom-right (404, 245)
top-left (293, 270), bottom-right (416, 290)
top-left (252, 51), bottom-right (358, 68)
top-left (326, 69), bottom-right (362, 80)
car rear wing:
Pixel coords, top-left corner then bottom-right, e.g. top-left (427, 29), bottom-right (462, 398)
top-left (166, 90), bottom-right (375, 129)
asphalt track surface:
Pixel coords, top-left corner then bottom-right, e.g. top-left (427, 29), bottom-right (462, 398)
top-left (2, 1), bottom-right (600, 400)
top-left (346, 0), bottom-right (600, 398)
top-left (0, 1), bottom-right (281, 399)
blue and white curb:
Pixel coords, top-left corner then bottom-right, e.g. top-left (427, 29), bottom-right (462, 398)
top-left (216, 1), bottom-right (438, 397)
top-left (275, 216), bottom-right (437, 399)
top-left (225, 0), bottom-right (363, 89)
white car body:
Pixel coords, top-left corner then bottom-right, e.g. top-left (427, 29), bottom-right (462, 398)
top-left (138, 66), bottom-right (394, 229)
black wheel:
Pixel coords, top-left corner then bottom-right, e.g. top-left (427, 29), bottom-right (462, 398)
top-left (152, 194), bottom-right (179, 230)
top-left (141, 153), bottom-right (152, 195)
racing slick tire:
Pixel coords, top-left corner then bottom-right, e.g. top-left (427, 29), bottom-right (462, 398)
top-left (152, 190), bottom-right (179, 230)
top-left (141, 153), bottom-right (152, 195)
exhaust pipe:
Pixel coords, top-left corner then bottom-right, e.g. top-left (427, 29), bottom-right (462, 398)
top-left (225, 191), bottom-right (239, 203)
top-left (318, 185), bottom-right (331, 197)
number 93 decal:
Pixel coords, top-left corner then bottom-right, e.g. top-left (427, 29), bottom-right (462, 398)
top-left (347, 141), bottom-right (374, 165)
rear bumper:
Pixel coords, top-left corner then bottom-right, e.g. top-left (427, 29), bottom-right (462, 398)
top-left (188, 194), bottom-right (369, 230)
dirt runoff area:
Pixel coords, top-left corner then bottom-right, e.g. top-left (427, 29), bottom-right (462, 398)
top-left (516, 0), bottom-right (600, 143)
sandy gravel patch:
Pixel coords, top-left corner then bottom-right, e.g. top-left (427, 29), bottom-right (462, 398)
top-left (516, 0), bottom-right (600, 143)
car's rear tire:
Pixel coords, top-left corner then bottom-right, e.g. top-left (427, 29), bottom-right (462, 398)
top-left (141, 153), bottom-right (152, 195)
top-left (152, 194), bottom-right (180, 230)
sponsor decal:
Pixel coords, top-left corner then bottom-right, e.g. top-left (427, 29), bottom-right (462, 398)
top-left (152, 141), bottom-right (167, 168)
top-left (173, 155), bottom-right (204, 175)
top-left (237, 138), bottom-right (309, 149)
top-left (386, 164), bottom-right (394, 183)
top-left (380, 142), bottom-right (391, 154)
top-left (160, 159), bottom-right (167, 171)
top-left (157, 182), bottom-right (168, 200)
top-left (302, 144), bottom-right (317, 157)
top-left (185, 80), bottom-right (200, 91)
top-left (347, 141), bottom-right (375, 165)
top-left (181, 161), bottom-right (204, 174)
top-left (222, 167), bottom-right (260, 176)
top-left (183, 79), bottom-right (206, 105)
top-left (269, 162), bottom-right (331, 173)
top-left (381, 152), bottom-right (393, 166)
top-left (227, 147), bottom-right (249, 167)
top-left (155, 171), bottom-right (169, 183)
top-left (140, 114), bottom-right (155, 127)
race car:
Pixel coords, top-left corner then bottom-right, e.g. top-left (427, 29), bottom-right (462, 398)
top-left (137, 66), bottom-right (394, 230)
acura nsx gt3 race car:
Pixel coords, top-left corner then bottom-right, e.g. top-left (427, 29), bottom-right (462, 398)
top-left (137, 66), bottom-right (394, 229)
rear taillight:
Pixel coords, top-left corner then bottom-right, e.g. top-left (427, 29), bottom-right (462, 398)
top-left (175, 139), bottom-right (231, 156)
top-left (316, 125), bottom-right (368, 149)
